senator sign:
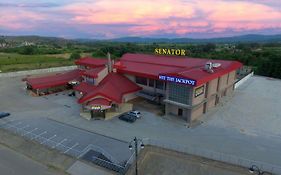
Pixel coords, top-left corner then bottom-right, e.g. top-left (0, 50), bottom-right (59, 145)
top-left (159, 75), bottom-right (196, 86)
top-left (154, 48), bottom-right (186, 56)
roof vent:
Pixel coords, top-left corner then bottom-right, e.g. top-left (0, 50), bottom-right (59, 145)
top-left (204, 62), bottom-right (221, 73)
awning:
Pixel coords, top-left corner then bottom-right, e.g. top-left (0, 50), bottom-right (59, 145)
top-left (86, 98), bottom-right (112, 110)
top-left (136, 91), bottom-right (157, 101)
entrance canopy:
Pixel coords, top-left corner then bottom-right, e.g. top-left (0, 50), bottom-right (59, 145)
top-left (86, 98), bottom-right (112, 110)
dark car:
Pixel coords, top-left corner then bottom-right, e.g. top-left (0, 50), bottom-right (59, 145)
top-left (0, 112), bottom-right (10, 119)
top-left (118, 114), bottom-right (137, 123)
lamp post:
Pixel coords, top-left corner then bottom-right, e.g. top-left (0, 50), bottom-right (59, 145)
top-left (248, 165), bottom-right (266, 175)
top-left (129, 137), bottom-right (144, 175)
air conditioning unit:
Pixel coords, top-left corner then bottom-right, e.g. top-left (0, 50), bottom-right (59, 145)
top-left (204, 62), bottom-right (221, 73)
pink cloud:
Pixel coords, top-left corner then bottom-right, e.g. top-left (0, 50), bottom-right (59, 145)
top-left (60, 0), bottom-right (281, 37)
top-left (0, 8), bottom-right (45, 30)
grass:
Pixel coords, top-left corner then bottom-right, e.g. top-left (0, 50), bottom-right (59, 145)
top-left (0, 52), bottom-right (75, 72)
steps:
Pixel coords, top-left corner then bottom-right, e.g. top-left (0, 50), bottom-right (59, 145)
top-left (82, 150), bottom-right (126, 173)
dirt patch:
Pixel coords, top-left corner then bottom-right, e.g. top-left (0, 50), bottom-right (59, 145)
top-left (0, 128), bottom-right (75, 175)
top-left (126, 146), bottom-right (250, 175)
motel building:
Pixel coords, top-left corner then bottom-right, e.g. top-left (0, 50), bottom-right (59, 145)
top-left (25, 53), bottom-right (242, 123)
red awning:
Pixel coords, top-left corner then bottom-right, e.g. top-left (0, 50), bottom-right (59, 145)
top-left (26, 69), bottom-right (82, 89)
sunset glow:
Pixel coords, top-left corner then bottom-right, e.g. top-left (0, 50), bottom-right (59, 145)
top-left (0, 0), bottom-right (281, 38)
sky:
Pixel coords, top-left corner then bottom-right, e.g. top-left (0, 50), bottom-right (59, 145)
top-left (0, 0), bottom-right (281, 39)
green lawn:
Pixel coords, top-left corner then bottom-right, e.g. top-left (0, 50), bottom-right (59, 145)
top-left (0, 52), bottom-right (74, 72)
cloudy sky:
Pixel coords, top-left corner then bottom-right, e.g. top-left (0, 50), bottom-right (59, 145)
top-left (0, 0), bottom-right (281, 39)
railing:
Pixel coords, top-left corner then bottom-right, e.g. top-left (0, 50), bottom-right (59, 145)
top-left (78, 144), bottom-right (119, 164)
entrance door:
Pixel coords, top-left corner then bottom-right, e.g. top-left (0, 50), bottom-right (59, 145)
top-left (178, 108), bottom-right (183, 116)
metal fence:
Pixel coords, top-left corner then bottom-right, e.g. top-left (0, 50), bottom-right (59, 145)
top-left (147, 139), bottom-right (281, 175)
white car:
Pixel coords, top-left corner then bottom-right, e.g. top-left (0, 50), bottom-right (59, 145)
top-left (128, 110), bottom-right (141, 119)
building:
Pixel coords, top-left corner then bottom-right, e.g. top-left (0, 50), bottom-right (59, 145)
top-left (114, 53), bottom-right (242, 123)
top-left (25, 53), bottom-right (242, 123)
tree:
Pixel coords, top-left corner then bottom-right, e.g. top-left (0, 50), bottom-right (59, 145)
top-left (69, 52), bottom-right (81, 60)
top-left (19, 46), bottom-right (36, 55)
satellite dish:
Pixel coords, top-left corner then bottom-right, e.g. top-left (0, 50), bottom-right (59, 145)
top-left (212, 63), bottom-right (221, 68)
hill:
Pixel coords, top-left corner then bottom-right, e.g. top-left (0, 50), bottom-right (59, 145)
top-left (107, 34), bottom-right (281, 43)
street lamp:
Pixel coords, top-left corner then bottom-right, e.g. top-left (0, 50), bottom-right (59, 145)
top-left (248, 165), bottom-right (266, 175)
top-left (129, 137), bottom-right (144, 175)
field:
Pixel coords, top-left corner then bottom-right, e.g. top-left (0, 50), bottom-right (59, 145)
top-left (0, 52), bottom-right (91, 72)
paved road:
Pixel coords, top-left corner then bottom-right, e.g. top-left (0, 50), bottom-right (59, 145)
top-left (0, 144), bottom-right (56, 175)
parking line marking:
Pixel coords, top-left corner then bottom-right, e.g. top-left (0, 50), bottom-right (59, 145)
top-left (22, 128), bottom-right (38, 136)
top-left (52, 139), bottom-right (67, 149)
top-left (5, 122), bottom-right (21, 129)
top-left (31, 131), bottom-right (47, 140)
top-left (41, 135), bottom-right (57, 144)
top-left (64, 143), bottom-right (79, 154)
top-left (18, 125), bottom-right (30, 131)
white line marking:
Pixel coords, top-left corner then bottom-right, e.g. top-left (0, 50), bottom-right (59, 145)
top-left (64, 143), bottom-right (79, 154)
top-left (41, 135), bottom-right (57, 144)
top-left (22, 128), bottom-right (38, 136)
top-left (52, 139), bottom-right (67, 149)
top-left (31, 131), bottom-right (47, 140)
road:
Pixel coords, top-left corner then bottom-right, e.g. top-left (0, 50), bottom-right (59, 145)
top-left (0, 144), bottom-right (56, 175)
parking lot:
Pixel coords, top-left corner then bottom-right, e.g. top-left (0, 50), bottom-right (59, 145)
top-left (0, 117), bottom-right (132, 169)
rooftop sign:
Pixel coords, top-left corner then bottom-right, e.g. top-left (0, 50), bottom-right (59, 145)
top-left (154, 48), bottom-right (186, 56)
top-left (159, 75), bottom-right (196, 86)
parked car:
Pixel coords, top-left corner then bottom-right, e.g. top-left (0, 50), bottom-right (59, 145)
top-left (127, 110), bottom-right (141, 119)
top-left (119, 114), bottom-right (137, 123)
top-left (0, 112), bottom-right (10, 119)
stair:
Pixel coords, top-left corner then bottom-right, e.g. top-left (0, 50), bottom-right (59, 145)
top-left (82, 150), bottom-right (125, 173)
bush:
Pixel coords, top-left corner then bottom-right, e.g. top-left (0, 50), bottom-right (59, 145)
top-left (69, 52), bottom-right (81, 60)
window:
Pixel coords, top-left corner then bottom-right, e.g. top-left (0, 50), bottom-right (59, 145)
top-left (148, 79), bottom-right (154, 87)
top-left (168, 82), bottom-right (192, 105)
top-left (136, 76), bottom-right (147, 85)
top-left (156, 80), bottom-right (164, 89)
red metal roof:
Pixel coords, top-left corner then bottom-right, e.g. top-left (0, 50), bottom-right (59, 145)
top-left (87, 98), bottom-right (111, 106)
top-left (82, 66), bottom-right (105, 78)
top-left (78, 73), bottom-right (142, 104)
top-left (75, 57), bottom-right (108, 68)
top-left (73, 82), bottom-right (96, 93)
top-left (116, 53), bottom-right (242, 86)
top-left (26, 69), bottom-right (82, 89)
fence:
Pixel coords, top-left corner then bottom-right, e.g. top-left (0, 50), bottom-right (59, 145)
top-left (234, 72), bottom-right (254, 89)
top-left (147, 139), bottom-right (281, 175)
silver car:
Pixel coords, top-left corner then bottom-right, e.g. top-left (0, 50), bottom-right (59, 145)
top-left (127, 110), bottom-right (141, 119)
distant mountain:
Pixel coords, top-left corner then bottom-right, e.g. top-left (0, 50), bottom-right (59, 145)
top-left (106, 34), bottom-right (281, 43)
top-left (1, 34), bottom-right (281, 45)
top-left (0, 35), bottom-right (75, 46)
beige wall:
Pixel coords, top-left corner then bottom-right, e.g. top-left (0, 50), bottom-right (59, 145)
top-left (191, 104), bottom-right (204, 121)
top-left (123, 92), bottom-right (138, 102)
top-left (206, 78), bottom-right (219, 97)
top-left (227, 71), bottom-right (236, 85)
top-left (95, 67), bottom-right (108, 85)
top-left (225, 85), bottom-right (234, 96)
top-left (192, 84), bottom-right (206, 105)
top-left (166, 103), bottom-right (189, 121)
top-left (206, 96), bottom-right (216, 111)
top-left (218, 74), bottom-right (228, 91)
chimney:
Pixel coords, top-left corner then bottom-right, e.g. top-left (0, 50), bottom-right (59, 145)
top-left (107, 52), bottom-right (112, 73)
